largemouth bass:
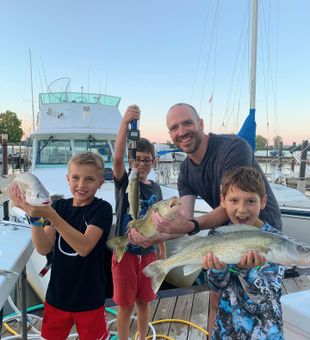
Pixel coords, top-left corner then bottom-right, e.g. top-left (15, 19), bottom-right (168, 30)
top-left (108, 197), bottom-right (181, 262)
top-left (126, 168), bottom-right (140, 220)
top-left (0, 173), bottom-right (51, 206)
top-left (143, 224), bottom-right (310, 293)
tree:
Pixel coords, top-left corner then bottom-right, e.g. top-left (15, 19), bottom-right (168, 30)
top-left (0, 110), bottom-right (23, 143)
top-left (256, 135), bottom-right (267, 149)
top-left (273, 135), bottom-right (282, 149)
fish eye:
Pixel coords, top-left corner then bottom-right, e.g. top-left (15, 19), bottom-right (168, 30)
top-left (36, 193), bottom-right (40, 198)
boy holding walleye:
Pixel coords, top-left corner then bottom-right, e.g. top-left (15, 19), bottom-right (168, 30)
top-left (203, 167), bottom-right (284, 339)
top-left (111, 104), bottom-right (166, 340)
top-left (10, 152), bottom-right (113, 340)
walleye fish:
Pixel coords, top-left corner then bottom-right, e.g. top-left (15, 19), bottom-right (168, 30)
top-left (143, 224), bottom-right (310, 293)
top-left (108, 196), bottom-right (181, 262)
top-left (0, 173), bottom-right (51, 206)
top-left (126, 168), bottom-right (140, 220)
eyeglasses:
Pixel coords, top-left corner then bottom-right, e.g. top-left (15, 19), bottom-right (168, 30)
top-left (133, 158), bottom-right (153, 165)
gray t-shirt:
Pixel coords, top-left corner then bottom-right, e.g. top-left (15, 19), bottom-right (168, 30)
top-left (178, 133), bottom-right (282, 229)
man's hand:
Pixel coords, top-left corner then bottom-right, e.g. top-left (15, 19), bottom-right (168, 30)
top-left (152, 210), bottom-right (193, 234)
top-left (128, 228), bottom-right (163, 248)
top-left (236, 251), bottom-right (266, 269)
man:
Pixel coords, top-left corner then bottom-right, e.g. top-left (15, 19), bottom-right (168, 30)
top-left (130, 103), bottom-right (282, 334)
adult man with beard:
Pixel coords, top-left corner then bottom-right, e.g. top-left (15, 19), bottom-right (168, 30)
top-left (130, 102), bottom-right (282, 335)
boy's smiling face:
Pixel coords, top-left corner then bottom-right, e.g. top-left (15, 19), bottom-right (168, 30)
top-left (221, 186), bottom-right (267, 226)
top-left (67, 163), bottom-right (104, 206)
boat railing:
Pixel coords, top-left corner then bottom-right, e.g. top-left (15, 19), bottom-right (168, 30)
top-left (39, 92), bottom-right (121, 107)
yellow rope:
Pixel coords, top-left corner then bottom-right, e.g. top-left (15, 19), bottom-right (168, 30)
top-left (134, 318), bottom-right (209, 339)
top-left (3, 322), bottom-right (20, 336)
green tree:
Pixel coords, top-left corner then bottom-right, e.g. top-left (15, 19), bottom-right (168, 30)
top-left (256, 135), bottom-right (268, 149)
top-left (0, 110), bottom-right (23, 143)
top-left (273, 135), bottom-right (282, 149)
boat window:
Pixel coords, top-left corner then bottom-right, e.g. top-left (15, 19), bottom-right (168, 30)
top-left (36, 139), bottom-right (72, 165)
top-left (74, 139), bottom-right (114, 164)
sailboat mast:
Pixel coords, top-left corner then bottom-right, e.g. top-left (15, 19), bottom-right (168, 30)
top-left (250, 0), bottom-right (258, 110)
top-left (237, 0), bottom-right (258, 150)
top-left (29, 49), bottom-right (35, 131)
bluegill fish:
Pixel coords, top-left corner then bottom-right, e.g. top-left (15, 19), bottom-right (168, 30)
top-left (143, 225), bottom-right (310, 293)
top-left (108, 197), bottom-right (181, 262)
top-left (0, 173), bottom-right (51, 206)
top-left (126, 168), bottom-right (140, 220)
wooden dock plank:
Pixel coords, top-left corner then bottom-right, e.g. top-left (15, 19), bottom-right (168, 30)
top-left (188, 291), bottom-right (210, 339)
top-left (282, 277), bottom-right (300, 294)
top-left (151, 296), bottom-right (177, 336)
top-left (168, 294), bottom-right (193, 339)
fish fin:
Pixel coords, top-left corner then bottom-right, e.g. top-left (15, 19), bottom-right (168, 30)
top-left (215, 224), bottom-right (258, 234)
top-left (107, 236), bottom-right (129, 262)
top-left (143, 260), bottom-right (167, 293)
top-left (169, 235), bottom-right (205, 254)
top-left (183, 264), bottom-right (202, 276)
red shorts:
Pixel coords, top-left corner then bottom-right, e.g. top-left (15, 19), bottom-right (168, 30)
top-left (41, 301), bottom-right (110, 340)
top-left (112, 251), bottom-right (157, 306)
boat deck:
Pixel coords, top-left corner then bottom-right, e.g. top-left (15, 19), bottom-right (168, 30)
top-left (2, 274), bottom-right (310, 339)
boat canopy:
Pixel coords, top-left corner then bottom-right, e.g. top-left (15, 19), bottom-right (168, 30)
top-left (39, 92), bottom-right (121, 108)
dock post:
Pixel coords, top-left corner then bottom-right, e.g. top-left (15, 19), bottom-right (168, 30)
top-left (1, 134), bottom-right (9, 220)
top-left (297, 140), bottom-right (308, 194)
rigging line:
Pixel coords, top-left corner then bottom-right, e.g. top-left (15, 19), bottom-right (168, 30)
top-left (198, 0), bottom-right (219, 114)
top-left (260, 1), bottom-right (280, 140)
top-left (222, 2), bottom-right (249, 131)
top-left (189, 0), bottom-right (212, 104)
top-left (209, 1), bottom-right (219, 132)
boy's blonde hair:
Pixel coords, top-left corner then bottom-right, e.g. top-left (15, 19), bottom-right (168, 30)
top-left (68, 152), bottom-right (104, 174)
top-left (221, 167), bottom-right (266, 199)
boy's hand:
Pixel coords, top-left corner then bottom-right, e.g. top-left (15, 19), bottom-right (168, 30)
top-left (236, 251), bottom-right (266, 269)
top-left (203, 252), bottom-right (226, 270)
top-left (152, 210), bottom-right (192, 235)
top-left (123, 104), bottom-right (140, 125)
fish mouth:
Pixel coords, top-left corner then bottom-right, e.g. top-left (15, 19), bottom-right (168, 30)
top-left (169, 197), bottom-right (181, 208)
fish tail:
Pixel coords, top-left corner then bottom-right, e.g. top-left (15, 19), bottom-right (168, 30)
top-left (107, 236), bottom-right (129, 262)
top-left (143, 260), bottom-right (168, 293)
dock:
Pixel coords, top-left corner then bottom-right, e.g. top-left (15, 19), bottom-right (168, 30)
top-left (2, 274), bottom-right (310, 339)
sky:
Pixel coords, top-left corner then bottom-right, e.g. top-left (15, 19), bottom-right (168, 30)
top-left (0, 0), bottom-right (309, 146)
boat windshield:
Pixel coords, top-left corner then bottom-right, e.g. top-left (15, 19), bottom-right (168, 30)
top-left (39, 92), bottom-right (121, 107)
top-left (35, 138), bottom-right (117, 166)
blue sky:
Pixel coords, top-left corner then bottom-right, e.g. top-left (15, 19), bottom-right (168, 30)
top-left (0, 0), bottom-right (309, 145)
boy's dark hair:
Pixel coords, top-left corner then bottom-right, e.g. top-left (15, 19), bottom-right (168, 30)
top-left (221, 167), bottom-right (266, 198)
top-left (68, 152), bottom-right (104, 173)
top-left (136, 138), bottom-right (155, 159)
